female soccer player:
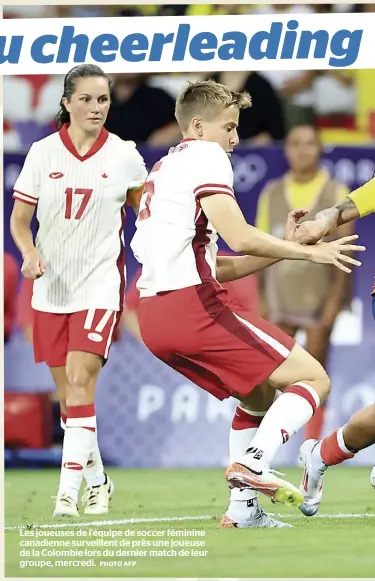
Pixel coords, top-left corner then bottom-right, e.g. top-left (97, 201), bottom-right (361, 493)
top-left (10, 64), bottom-right (147, 518)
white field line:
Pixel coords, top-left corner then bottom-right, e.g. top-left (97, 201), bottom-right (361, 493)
top-left (4, 514), bottom-right (214, 531)
top-left (271, 513), bottom-right (375, 519)
top-left (5, 512), bottom-right (375, 532)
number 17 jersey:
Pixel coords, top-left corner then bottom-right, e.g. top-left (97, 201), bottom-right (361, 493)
top-left (13, 125), bottom-right (147, 313)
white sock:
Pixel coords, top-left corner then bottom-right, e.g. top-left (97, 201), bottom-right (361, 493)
top-left (61, 411), bottom-right (105, 487)
top-left (58, 404), bottom-right (97, 504)
top-left (84, 439), bottom-right (106, 487)
top-left (239, 383), bottom-right (320, 468)
top-left (229, 405), bottom-right (265, 504)
top-left (226, 405), bottom-right (268, 521)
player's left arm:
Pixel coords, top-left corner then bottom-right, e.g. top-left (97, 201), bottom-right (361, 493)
top-left (127, 184), bottom-right (145, 215)
top-left (216, 254), bottom-right (280, 282)
top-left (125, 142), bottom-right (148, 215)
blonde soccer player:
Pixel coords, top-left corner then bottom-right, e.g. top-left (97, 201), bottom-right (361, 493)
top-left (10, 64), bottom-right (147, 518)
top-left (130, 80), bottom-right (365, 524)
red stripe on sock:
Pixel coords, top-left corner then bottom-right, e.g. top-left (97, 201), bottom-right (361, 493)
top-left (67, 404), bottom-right (95, 419)
top-left (284, 385), bottom-right (317, 414)
top-left (320, 429), bottom-right (355, 466)
top-left (60, 412), bottom-right (67, 424)
top-left (232, 406), bottom-right (263, 430)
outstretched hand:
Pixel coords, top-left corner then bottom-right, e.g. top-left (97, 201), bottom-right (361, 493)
top-left (283, 208), bottom-right (309, 241)
top-left (307, 234), bottom-right (366, 273)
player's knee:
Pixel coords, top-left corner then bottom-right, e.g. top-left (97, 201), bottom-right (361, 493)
top-left (312, 364), bottom-right (331, 404)
top-left (295, 350), bottom-right (331, 403)
top-left (65, 365), bottom-right (91, 402)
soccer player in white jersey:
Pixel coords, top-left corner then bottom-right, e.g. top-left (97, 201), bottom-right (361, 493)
top-left (130, 80), bottom-right (365, 526)
top-left (10, 64), bottom-right (147, 518)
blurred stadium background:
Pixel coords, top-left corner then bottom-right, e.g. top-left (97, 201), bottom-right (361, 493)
top-left (4, 4), bottom-right (375, 472)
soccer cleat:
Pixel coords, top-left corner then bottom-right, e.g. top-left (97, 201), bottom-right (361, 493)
top-left (82, 474), bottom-right (114, 515)
top-left (225, 462), bottom-right (303, 507)
top-left (370, 466), bottom-right (375, 489)
top-left (298, 439), bottom-right (326, 517)
top-left (52, 493), bottom-right (79, 518)
top-left (220, 508), bottom-right (293, 528)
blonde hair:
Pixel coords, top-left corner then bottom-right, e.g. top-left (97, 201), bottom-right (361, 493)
top-left (175, 79), bottom-right (252, 131)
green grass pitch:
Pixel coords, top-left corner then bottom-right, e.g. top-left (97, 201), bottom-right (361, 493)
top-left (5, 466), bottom-right (375, 578)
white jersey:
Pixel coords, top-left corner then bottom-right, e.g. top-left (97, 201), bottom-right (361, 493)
top-left (13, 125), bottom-right (147, 313)
top-left (130, 139), bottom-right (235, 297)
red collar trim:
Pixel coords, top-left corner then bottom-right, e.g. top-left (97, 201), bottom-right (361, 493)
top-left (180, 138), bottom-right (196, 143)
top-left (59, 123), bottom-right (109, 161)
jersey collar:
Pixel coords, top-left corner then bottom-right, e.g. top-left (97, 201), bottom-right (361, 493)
top-left (59, 123), bottom-right (109, 161)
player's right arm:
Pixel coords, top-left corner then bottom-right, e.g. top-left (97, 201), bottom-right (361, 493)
top-left (194, 142), bottom-right (364, 273)
top-left (11, 202), bottom-right (46, 279)
top-left (201, 195), bottom-right (363, 273)
top-left (10, 143), bottom-right (46, 279)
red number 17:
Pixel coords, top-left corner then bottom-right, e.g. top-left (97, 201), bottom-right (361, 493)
top-left (65, 188), bottom-right (93, 220)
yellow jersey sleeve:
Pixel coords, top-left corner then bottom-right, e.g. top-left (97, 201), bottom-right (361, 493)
top-left (347, 177), bottom-right (375, 218)
top-left (255, 189), bottom-right (270, 233)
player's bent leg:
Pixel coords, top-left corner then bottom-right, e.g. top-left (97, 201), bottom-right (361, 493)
top-left (304, 326), bottom-right (333, 441)
top-left (341, 404), bottom-right (375, 452)
top-left (222, 384), bottom-right (292, 528)
top-left (299, 404), bottom-right (375, 516)
top-left (226, 344), bottom-right (330, 508)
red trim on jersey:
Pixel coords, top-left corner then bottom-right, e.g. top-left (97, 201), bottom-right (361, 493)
top-left (180, 138), bottom-right (196, 143)
top-left (194, 183), bottom-right (233, 194)
top-left (59, 123), bottom-right (109, 162)
top-left (13, 191), bottom-right (38, 206)
top-left (116, 204), bottom-right (127, 311)
top-left (192, 211), bottom-right (214, 283)
top-left (196, 190), bottom-right (235, 201)
top-left (13, 189), bottom-right (38, 201)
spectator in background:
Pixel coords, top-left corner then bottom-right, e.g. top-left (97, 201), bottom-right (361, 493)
top-left (4, 252), bottom-right (19, 343)
top-left (105, 74), bottom-right (181, 146)
top-left (255, 125), bottom-right (354, 441)
top-left (313, 70), bottom-right (356, 132)
top-left (209, 72), bottom-right (285, 144)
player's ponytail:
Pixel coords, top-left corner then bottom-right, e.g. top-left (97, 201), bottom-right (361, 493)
top-left (55, 99), bottom-right (70, 130)
top-left (55, 64), bottom-right (112, 130)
